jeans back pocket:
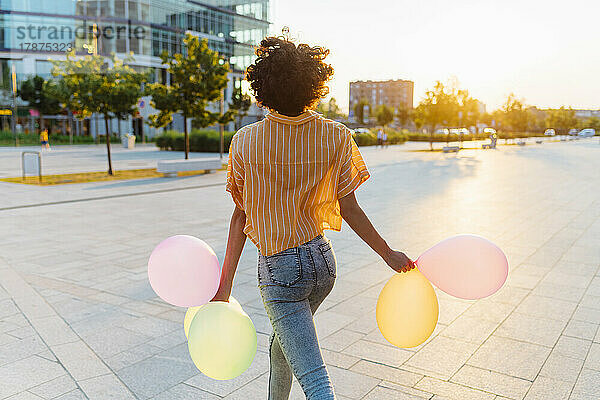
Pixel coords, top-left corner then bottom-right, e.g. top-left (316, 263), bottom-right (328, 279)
top-left (318, 242), bottom-right (337, 278)
top-left (265, 248), bottom-right (302, 286)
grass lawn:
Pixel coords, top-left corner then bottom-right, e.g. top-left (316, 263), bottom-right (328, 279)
top-left (0, 168), bottom-right (221, 185)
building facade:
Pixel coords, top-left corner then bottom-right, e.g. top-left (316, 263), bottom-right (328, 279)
top-left (348, 79), bottom-right (414, 124)
top-left (0, 0), bottom-right (270, 136)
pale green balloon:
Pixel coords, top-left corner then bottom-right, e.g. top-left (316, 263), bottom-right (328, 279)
top-left (188, 302), bottom-right (257, 380)
top-left (183, 296), bottom-right (243, 338)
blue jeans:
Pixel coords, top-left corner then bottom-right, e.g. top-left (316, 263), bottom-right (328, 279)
top-left (258, 234), bottom-right (337, 400)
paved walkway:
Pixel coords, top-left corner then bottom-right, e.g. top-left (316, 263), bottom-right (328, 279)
top-left (0, 139), bottom-right (599, 399)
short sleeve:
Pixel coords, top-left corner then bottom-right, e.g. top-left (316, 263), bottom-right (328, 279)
top-left (226, 134), bottom-right (245, 210)
top-left (337, 133), bottom-right (370, 198)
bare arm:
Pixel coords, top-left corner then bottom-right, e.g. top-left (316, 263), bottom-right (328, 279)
top-left (212, 207), bottom-right (247, 301)
top-left (339, 192), bottom-right (414, 273)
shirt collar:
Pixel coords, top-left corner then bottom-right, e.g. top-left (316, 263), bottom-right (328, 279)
top-left (265, 110), bottom-right (319, 125)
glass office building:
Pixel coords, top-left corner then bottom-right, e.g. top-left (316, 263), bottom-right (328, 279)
top-left (0, 0), bottom-right (270, 135)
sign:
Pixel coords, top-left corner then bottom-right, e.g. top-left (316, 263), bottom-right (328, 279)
top-left (0, 109), bottom-right (12, 116)
top-left (138, 99), bottom-right (145, 109)
top-left (29, 109), bottom-right (39, 117)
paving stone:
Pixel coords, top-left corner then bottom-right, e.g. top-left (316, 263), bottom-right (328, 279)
top-left (77, 374), bottom-right (135, 399)
top-left (320, 329), bottom-right (364, 352)
top-left (553, 335), bottom-right (591, 360)
top-left (583, 342), bottom-right (600, 371)
top-left (570, 368), bottom-right (600, 398)
top-left (4, 392), bottom-right (45, 400)
top-left (362, 385), bottom-right (426, 400)
top-left (467, 335), bottom-right (551, 380)
top-left (564, 319), bottom-right (598, 340)
top-left (539, 351), bottom-right (584, 383)
top-left (51, 340), bottom-right (111, 381)
top-left (349, 360), bottom-right (422, 387)
top-left (451, 365), bottom-right (531, 400)
top-left (514, 295), bottom-right (577, 322)
top-left (495, 312), bottom-right (567, 347)
top-left (342, 339), bottom-right (413, 366)
top-left (322, 348), bottom-right (360, 369)
top-left (28, 374), bottom-right (77, 399)
top-left (152, 383), bottom-right (220, 400)
top-left (53, 389), bottom-right (87, 400)
top-left (119, 343), bottom-right (200, 399)
top-left (0, 356), bottom-right (66, 399)
top-left (571, 305), bottom-right (600, 324)
top-left (184, 351), bottom-right (269, 397)
top-left (441, 316), bottom-right (498, 345)
top-left (405, 336), bottom-right (478, 379)
top-left (84, 326), bottom-right (152, 358)
top-left (415, 377), bottom-right (495, 400)
top-left (327, 365), bottom-right (380, 399)
top-left (523, 376), bottom-right (573, 400)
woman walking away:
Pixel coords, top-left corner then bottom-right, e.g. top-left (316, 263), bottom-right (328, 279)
top-left (212, 36), bottom-right (415, 400)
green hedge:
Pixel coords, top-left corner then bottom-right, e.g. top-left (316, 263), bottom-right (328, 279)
top-left (0, 130), bottom-right (121, 146)
top-left (353, 128), bottom-right (408, 146)
top-left (156, 130), bottom-right (235, 153)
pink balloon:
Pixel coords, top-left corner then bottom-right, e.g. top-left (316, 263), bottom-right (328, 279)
top-left (148, 235), bottom-right (220, 307)
top-left (416, 235), bottom-right (508, 300)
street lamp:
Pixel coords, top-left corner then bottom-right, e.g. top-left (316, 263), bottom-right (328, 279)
top-left (219, 87), bottom-right (225, 161)
top-left (11, 64), bottom-right (18, 146)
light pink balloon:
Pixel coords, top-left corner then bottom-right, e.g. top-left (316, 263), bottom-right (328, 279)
top-left (148, 235), bottom-right (220, 307)
top-left (416, 235), bottom-right (508, 300)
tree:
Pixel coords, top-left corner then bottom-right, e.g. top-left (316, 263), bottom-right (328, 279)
top-left (546, 106), bottom-right (578, 135)
top-left (353, 99), bottom-right (370, 125)
top-left (417, 81), bottom-right (459, 150)
top-left (412, 104), bottom-right (427, 133)
top-left (319, 97), bottom-right (344, 120)
top-left (581, 116), bottom-right (600, 132)
top-left (52, 52), bottom-right (147, 175)
top-left (501, 93), bottom-right (530, 134)
top-left (396, 103), bottom-right (411, 128)
top-left (375, 104), bottom-right (394, 127)
top-left (457, 90), bottom-right (480, 130)
top-left (107, 60), bottom-right (148, 136)
top-left (146, 34), bottom-right (232, 159)
top-left (18, 76), bottom-right (62, 132)
top-left (229, 86), bottom-right (251, 130)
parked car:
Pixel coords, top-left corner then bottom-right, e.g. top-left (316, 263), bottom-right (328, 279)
top-left (353, 128), bottom-right (371, 134)
top-left (544, 129), bottom-right (556, 136)
top-left (568, 128), bottom-right (579, 136)
top-left (435, 128), bottom-right (450, 135)
top-left (578, 128), bottom-right (595, 137)
top-left (483, 127), bottom-right (497, 135)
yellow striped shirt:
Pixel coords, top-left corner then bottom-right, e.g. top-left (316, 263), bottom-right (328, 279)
top-left (226, 110), bottom-right (370, 256)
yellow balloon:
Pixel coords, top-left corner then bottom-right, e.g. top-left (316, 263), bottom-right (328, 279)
top-left (188, 302), bottom-right (257, 380)
top-left (376, 269), bottom-right (439, 348)
top-left (184, 296), bottom-right (243, 338)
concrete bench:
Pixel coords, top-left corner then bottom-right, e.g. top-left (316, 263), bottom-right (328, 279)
top-left (157, 158), bottom-right (222, 177)
top-left (442, 146), bottom-right (460, 153)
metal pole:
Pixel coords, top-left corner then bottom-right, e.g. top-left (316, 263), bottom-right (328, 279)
top-left (219, 87), bottom-right (225, 161)
top-left (11, 64), bottom-right (18, 146)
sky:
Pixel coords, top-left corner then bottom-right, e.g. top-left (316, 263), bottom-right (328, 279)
top-left (271, 0), bottom-right (599, 113)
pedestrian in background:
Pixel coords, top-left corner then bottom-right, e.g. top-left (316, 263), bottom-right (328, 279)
top-left (377, 127), bottom-right (384, 148)
top-left (40, 128), bottom-right (50, 150)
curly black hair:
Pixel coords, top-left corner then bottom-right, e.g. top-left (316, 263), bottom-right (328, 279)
top-left (246, 37), bottom-right (334, 116)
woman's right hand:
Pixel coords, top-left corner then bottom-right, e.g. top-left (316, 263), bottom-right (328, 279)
top-left (384, 250), bottom-right (416, 273)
